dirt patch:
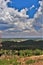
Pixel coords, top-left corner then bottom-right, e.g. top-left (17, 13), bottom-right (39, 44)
top-left (0, 55), bottom-right (43, 65)
top-left (18, 55), bottom-right (43, 65)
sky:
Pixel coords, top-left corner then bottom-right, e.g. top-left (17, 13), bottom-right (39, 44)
top-left (0, 0), bottom-right (43, 38)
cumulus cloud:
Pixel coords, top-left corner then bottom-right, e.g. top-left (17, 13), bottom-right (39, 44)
top-left (0, 0), bottom-right (43, 38)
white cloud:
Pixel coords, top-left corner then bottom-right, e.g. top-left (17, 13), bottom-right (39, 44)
top-left (0, 0), bottom-right (43, 38)
top-left (0, 30), bottom-right (2, 33)
top-left (30, 5), bottom-right (35, 10)
top-left (34, 1), bottom-right (42, 18)
top-left (39, 1), bottom-right (42, 6)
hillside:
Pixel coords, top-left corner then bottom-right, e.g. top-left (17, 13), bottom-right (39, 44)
top-left (0, 40), bottom-right (43, 50)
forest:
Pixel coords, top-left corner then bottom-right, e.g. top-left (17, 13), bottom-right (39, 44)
top-left (0, 40), bottom-right (43, 50)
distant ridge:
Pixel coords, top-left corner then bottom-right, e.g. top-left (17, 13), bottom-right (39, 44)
top-left (0, 40), bottom-right (43, 50)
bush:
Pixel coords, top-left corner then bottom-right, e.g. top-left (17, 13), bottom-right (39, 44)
top-left (33, 49), bottom-right (42, 55)
top-left (18, 50), bottom-right (24, 56)
top-left (24, 50), bottom-right (33, 56)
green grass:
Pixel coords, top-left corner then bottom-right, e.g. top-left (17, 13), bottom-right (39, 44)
top-left (25, 59), bottom-right (36, 64)
top-left (0, 57), bottom-right (43, 65)
top-left (26, 59), bottom-right (43, 65)
top-left (0, 58), bottom-right (21, 65)
top-left (0, 59), bottom-right (9, 65)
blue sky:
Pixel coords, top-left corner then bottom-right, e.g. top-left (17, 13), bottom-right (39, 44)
top-left (0, 0), bottom-right (43, 38)
top-left (7, 0), bottom-right (40, 18)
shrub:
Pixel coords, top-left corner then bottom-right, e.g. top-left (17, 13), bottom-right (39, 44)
top-left (33, 49), bottom-right (42, 55)
top-left (24, 50), bottom-right (33, 56)
top-left (18, 50), bottom-right (25, 56)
